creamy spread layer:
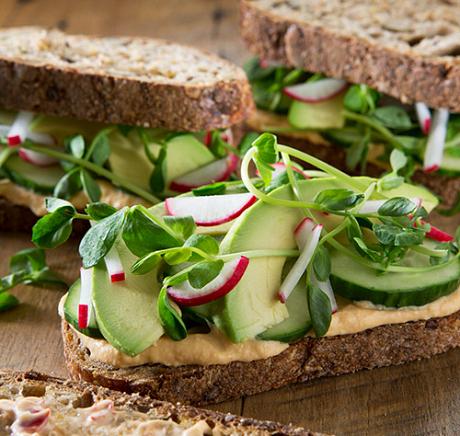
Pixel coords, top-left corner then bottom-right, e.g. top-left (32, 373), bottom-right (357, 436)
top-left (61, 286), bottom-right (460, 368)
top-left (0, 179), bottom-right (147, 216)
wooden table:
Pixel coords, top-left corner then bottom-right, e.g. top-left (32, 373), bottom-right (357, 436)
top-left (1, 1), bottom-right (460, 434)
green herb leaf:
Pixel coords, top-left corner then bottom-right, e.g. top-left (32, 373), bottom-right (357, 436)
top-left (45, 197), bottom-right (75, 213)
top-left (131, 253), bottom-right (162, 275)
top-left (314, 189), bottom-right (363, 211)
top-left (239, 132), bottom-right (260, 156)
top-left (343, 84), bottom-right (379, 114)
top-left (378, 197), bottom-right (417, 217)
top-left (54, 167), bottom-right (82, 199)
top-left (80, 170), bottom-right (101, 202)
top-left (252, 133), bottom-right (278, 185)
top-left (149, 147), bottom-right (167, 194)
top-left (90, 132), bottom-right (111, 166)
top-left (69, 135), bottom-right (85, 158)
top-left (163, 216), bottom-right (196, 240)
top-left (188, 260), bottom-right (224, 289)
top-left (0, 293), bottom-right (19, 313)
top-left (184, 234), bottom-right (219, 261)
top-left (79, 208), bottom-right (127, 268)
top-left (378, 174), bottom-right (405, 191)
top-left (308, 284), bottom-right (332, 337)
top-left (192, 182), bottom-right (227, 196)
top-left (373, 224), bottom-right (425, 247)
top-left (265, 169), bottom-right (304, 193)
top-left (85, 202), bottom-right (117, 220)
top-left (312, 246), bottom-right (331, 282)
top-left (157, 287), bottom-right (187, 341)
top-left (389, 149), bottom-right (408, 172)
top-left (122, 206), bottom-right (180, 257)
top-left (345, 137), bottom-right (368, 171)
top-left (373, 106), bottom-right (412, 130)
top-left (352, 237), bottom-right (382, 262)
top-left (164, 248), bottom-right (192, 265)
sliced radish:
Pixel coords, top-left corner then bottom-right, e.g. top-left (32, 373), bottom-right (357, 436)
top-left (311, 272), bottom-right (338, 314)
top-left (294, 217), bottom-right (316, 248)
top-left (27, 130), bottom-right (55, 145)
top-left (165, 193), bottom-right (257, 226)
top-left (168, 256), bottom-right (249, 306)
top-left (78, 267), bottom-right (94, 329)
top-left (415, 102), bottom-right (431, 135)
top-left (7, 111), bottom-right (34, 146)
top-left (18, 149), bottom-right (59, 167)
top-left (256, 162), bottom-right (307, 180)
top-left (104, 245), bottom-right (125, 283)
top-left (170, 154), bottom-right (238, 192)
top-left (357, 197), bottom-right (422, 215)
top-left (279, 220), bottom-right (322, 303)
top-left (423, 108), bottom-right (449, 173)
top-left (422, 222), bottom-right (454, 242)
top-left (203, 128), bottom-right (234, 147)
top-left (283, 78), bottom-right (347, 103)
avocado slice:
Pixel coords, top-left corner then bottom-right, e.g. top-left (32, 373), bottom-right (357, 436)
top-left (288, 93), bottom-right (345, 130)
top-left (92, 241), bottom-right (164, 356)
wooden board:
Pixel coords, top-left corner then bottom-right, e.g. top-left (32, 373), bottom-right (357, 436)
top-left (1, 1), bottom-right (460, 434)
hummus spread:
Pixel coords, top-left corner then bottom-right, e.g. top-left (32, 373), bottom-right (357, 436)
top-left (0, 179), bottom-right (148, 216)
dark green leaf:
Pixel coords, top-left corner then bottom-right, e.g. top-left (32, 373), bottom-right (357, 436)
top-left (188, 260), bottom-right (224, 289)
top-left (312, 246), bottom-right (330, 282)
top-left (163, 216), bottom-right (196, 240)
top-left (90, 132), bottom-right (111, 166)
top-left (353, 237), bottom-right (382, 262)
top-left (122, 206), bottom-right (180, 257)
top-left (252, 133), bottom-right (278, 186)
top-left (308, 284), bottom-right (332, 337)
top-left (80, 170), bottom-right (101, 202)
top-left (192, 182), bottom-right (227, 196)
top-left (238, 132), bottom-right (260, 156)
top-left (184, 234), bottom-right (219, 261)
top-left (85, 202), bottom-right (117, 220)
top-left (378, 197), bottom-right (417, 217)
top-left (158, 287), bottom-right (187, 341)
top-left (45, 197), bottom-right (76, 214)
top-left (149, 147), bottom-right (167, 194)
top-left (0, 293), bottom-right (19, 313)
top-left (10, 248), bottom-right (46, 274)
top-left (79, 208), bottom-right (127, 268)
top-left (314, 189), bottom-right (363, 211)
top-left (343, 84), bottom-right (379, 114)
top-left (53, 168), bottom-right (82, 199)
top-left (373, 224), bottom-right (425, 247)
top-left (69, 135), bottom-right (85, 158)
top-left (32, 208), bottom-right (75, 249)
top-left (118, 125), bottom-right (134, 136)
top-left (131, 253), bottom-right (162, 275)
top-left (373, 106), bottom-right (412, 130)
top-left (345, 138), bottom-right (368, 171)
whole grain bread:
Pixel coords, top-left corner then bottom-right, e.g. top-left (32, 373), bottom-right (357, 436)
top-left (240, 0), bottom-right (460, 111)
top-left (62, 305), bottom-right (460, 406)
top-left (0, 26), bottom-right (253, 131)
top-left (0, 369), bottom-right (315, 435)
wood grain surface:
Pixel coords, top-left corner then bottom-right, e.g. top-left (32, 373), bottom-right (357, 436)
top-left (1, 1), bottom-right (460, 434)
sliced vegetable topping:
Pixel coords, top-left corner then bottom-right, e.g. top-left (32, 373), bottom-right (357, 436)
top-left (283, 78), bottom-right (347, 103)
top-left (78, 267), bottom-right (94, 329)
top-left (424, 108), bottom-right (449, 173)
top-left (415, 102), bottom-right (432, 135)
top-left (104, 245), bottom-right (125, 283)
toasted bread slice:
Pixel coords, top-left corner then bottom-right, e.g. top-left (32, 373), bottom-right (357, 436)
top-left (62, 307), bottom-right (460, 406)
top-left (240, 0), bottom-right (460, 111)
top-left (0, 369), bottom-right (315, 435)
top-left (0, 26), bottom-right (253, 131)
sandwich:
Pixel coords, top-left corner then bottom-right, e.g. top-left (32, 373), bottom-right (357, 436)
top-left (0, 369), bottom-right (314, 435)
top-left (240, 0), bottom-right (460, 213)
top-left (0, 27), bottom-right (252, 231)
top-left (25, 132), bottom-right (460, 405)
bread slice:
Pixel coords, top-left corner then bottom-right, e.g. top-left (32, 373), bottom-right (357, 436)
top-left (240, 0), bottom-right (460, 111)
top-left (0, 369), bottom-right (315, 435)
top-left (62, 306), bottom-right (460, 406)
top-left (0, 26), bottom-right (253, 131)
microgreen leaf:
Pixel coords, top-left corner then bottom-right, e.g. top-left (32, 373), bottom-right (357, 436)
top-left (252, 133), bottom-right (278, 186)
top-left (352, 237), bottom-right (382, 262)
top-left (45, 197), bottom-right (75, 213)
top-left (378, 197), bottom-right (417, 217)
top-left (79, 208), bottom-right (127, 268)
top-left (0, 293), bottom-right (19, 312)
top-left (343, 84), bottom-right (379, 114)
top-left (89, 131), bottom-right (111, 166)
top-left (158, 287), bottom-right (187, 341)
top-left (122, 206), bottom-right (180, 257)
top-left (314, 189), bottom-right (363, 211)
top-left (265, 169), bottom-right (305, 193)
top-left (192, 182), bottom-right (227, 196)
top-left (345, 137), bottom-right (368, 171)
top-left (373, 106), bottom-right (412, 130)
top-left (69, 135), bottom-right (85, 158)
top-left (308, 284), bottom-right (332, 337)
top-left (373, 224), bottom-right (425, 247)
top-left (239, 132), bottom-right (260, 156)
top-left (80, 169), bottom-right (101, 202)
top-left (389, 149), bottom-right (408, 172)
top-left (85, 202), bottom-right (117, 220)
top-left (131, 253), bottom-right (162, 275)
top-left (149, 147), bottom-right (167, 195)
top-left (164, 248), bottom-right (192, 265)
top-left (53, 167), bottom-right (82, 200)
top-left (184, 234), bottom-right (219, 261)
top-left (312, 246), bottom-right (331, 282)
top-left (188, 260), bottom-right (224, 289)
top-left (163, 216), bottom-right (196, 240)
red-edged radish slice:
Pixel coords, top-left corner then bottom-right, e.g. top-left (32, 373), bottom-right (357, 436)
top-left (415, 102), bottom-right (431, 135)
top-left (104, 246), bottom-right (125, 283)
top-left (256, 162), bottom-right (307, 180)
top-left (294, 217), bottom-right (316, 248)
top-left (357, 197), bottom-right (422, 215)
top-left (168, 256), bottom-right (249, 306)
top-left (18, 149), bottom-right (59, 167)
top-left (165, 193), bottom-right (257, 226)
top-left (203, 128), bottom-right (234, 147)
top-left (170, 154), bottom-right (238, 192)
top-left (311, 272), bottom-right (338, 314)
top-left (283, 78), bottom-right (347, 103)
top-left (424, 222), bottom-right (454, 242)
top-left (27, 130), bottom-right (55, 145)
top-left (78, 267), bottom-right (94, 329)
top-left (279, 220), bottom-right (322, 303)
top-left (423, 108), bottom-right (449, 173)
top-left (7, 111), bottom-right (34, 146)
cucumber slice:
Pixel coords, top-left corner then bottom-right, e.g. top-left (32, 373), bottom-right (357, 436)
top-left (258, 278), bottom-right (311, 342)
top-left (64, 280), bottom-right (102, 338)
top-left (2, 152), bottom-right (65, 194)
top-left (330, 246), bottom-right (460, 307)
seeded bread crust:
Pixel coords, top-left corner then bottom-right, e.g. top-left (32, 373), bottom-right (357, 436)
top-left (0, 370), bottom-right (315, 435)
top-left (0, 27), bottom-right (253, 131)
top-left (62, 308), bottom-right (460, 406)
top-left (240, 0), bottom-right (460, 111)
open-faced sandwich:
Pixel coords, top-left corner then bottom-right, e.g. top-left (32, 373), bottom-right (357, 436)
top-left (0, 370), bottom-right (314, 435)
top-left (240, 0), bottom-right (460, 213)
top-left (0, 27), bottom-right (252, 231)
top-left (25, 133), bottom-right (460, 405)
